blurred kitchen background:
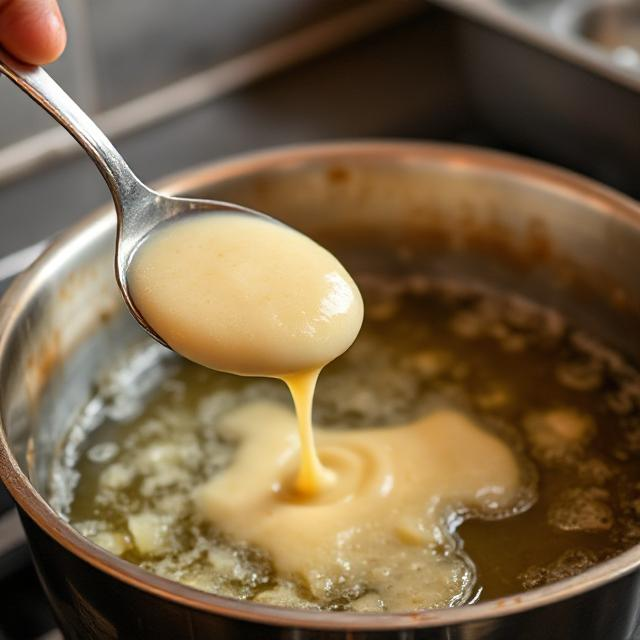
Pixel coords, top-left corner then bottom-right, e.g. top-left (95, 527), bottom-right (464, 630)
top-left (1, 0), bottom-right (639, 267)
top-left (0, 0), bottom-right (639, 638)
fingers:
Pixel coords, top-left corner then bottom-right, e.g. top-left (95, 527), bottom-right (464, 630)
top-left (0, 0), bottom-right (66, 65)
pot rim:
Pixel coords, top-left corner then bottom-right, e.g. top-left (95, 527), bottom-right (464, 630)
top-left (1, 140), bottom-right (640, 630)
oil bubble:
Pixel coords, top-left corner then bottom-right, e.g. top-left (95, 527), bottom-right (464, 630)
top-left (87, 442), bottom-right (119, 464)
top-left (523, 408), bottom-right (595, 465)
top-left (519, 549), bottom-right (597, 590)
top-left (556, 360), bottom-right (603, 392)
top-left (548, 487), bottom-right (613, 533)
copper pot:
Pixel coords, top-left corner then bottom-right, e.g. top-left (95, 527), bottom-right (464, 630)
top-left (1, 141), bottom-right (640, 639)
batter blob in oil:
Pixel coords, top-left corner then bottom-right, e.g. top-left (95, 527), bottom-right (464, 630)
top-left (195, 400), bottom-right (524, 610)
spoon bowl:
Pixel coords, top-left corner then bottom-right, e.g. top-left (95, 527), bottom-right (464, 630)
top-left (113, 187), bottom-right (260, 346)
top-left (0, 48), bottom-right (266, 345)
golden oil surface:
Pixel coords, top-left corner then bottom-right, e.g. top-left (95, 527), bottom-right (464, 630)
top-left (53, 276), bottom-right (640, 609)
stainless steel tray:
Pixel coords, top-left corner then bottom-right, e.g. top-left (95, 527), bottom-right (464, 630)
top-left (431, 0), bottom-right (640, 197)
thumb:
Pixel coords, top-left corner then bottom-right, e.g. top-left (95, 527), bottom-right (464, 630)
top-left (0, 0), bottom-right (66, 65)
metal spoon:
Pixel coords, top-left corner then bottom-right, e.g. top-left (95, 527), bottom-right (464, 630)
top-left (0, 48), bottom-right (261, 345)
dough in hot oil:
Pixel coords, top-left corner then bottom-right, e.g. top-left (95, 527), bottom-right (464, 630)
top-left (195, 400), bottom-right (524, 610)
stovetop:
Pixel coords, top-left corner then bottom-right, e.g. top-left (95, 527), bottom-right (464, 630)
top-left (0, 4), bottom-right (638, 639)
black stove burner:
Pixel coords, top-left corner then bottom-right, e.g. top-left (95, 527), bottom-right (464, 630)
top-left (0, 486), bottom-right (57, 640)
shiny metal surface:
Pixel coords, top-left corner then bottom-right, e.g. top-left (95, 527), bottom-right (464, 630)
top-left (431, 0), bottom-right (640, 89)
top-left (1, 141), bottom-right (640, 638)
top-left (554, 0), bottom-right (640, 70)
top-left (429, 1), bottom-right (640, 198)
top-left (0, 48), bottom-right (268, 346)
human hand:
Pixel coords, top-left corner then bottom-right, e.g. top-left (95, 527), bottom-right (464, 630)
top-left (0, 0), bottom-right (66, 65)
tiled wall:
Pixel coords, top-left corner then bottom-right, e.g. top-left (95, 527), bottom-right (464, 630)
top-left (0, 0), bottom-right (364, 148)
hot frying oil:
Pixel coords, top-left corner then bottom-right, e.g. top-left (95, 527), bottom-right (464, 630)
top-left (53, 276), bottom-right (640, 611)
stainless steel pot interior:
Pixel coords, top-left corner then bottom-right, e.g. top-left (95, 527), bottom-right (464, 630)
top-left (1, 141), bottom-right (640, 633)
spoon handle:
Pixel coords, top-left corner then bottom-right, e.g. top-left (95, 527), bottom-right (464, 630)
top-left (0, 48), bottom-right (143, 208)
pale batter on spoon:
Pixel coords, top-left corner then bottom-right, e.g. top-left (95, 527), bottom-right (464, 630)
top-left (129, 213), bottom-right (363, 493)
